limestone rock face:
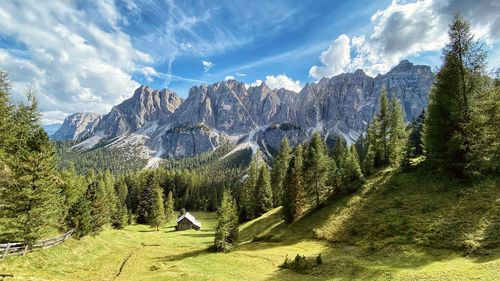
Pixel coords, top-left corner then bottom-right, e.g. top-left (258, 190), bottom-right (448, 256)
top-left (64, 60), bottom-right (434, 162)
top-left (96, 86), bottom-right (183, 137)
top-left (52, 112), bottom-right (101, 141)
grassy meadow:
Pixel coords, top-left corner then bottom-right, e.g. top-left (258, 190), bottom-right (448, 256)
top-left (1, 169), bottom-right (499, 280)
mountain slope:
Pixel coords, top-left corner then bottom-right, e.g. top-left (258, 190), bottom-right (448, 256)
top-left (56, 60), bottom-right (434, 165)
top-left (52, 113), bottom-right (101, 141)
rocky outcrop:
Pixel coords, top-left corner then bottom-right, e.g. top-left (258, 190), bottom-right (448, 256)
top-left (52, 112), bottom-right (101, 141)
top-left (61, 60), bottom-right (434, 161)
top-left (96, 85), bottom-right (183, 137)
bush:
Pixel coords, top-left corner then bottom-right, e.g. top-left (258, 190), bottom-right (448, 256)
top-left (279, 253), bottom-right (323, 274)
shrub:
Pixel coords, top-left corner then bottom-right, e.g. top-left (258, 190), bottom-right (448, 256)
top-left (279, 253), bottom-right (323, 274)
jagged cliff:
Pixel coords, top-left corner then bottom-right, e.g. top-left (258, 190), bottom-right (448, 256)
top-left (53, 60), bottom-right (434, 164)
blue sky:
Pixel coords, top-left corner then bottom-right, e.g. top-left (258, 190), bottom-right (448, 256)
top-left (0, 0), bottom-right (498, 124)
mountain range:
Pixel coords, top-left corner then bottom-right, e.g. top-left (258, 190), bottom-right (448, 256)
top-left (52, 60), bottom-right (434, 168)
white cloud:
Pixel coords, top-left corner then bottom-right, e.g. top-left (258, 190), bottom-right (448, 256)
top-left (309, 34), bottom-right (351, 78)
top-left (0, 1), bottom-right (153, 124)
top-left (248, 75), bottom-right (301, 92)
top-left (224, 75), bottom-right (235, 81)
top-left (236, 71), bottom-right (247, 77)
top-left (309, 0), bottom-right (500, 78)
top-left (202, 60), bottom-right (214, 72)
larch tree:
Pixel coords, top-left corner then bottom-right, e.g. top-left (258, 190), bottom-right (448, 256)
top-left (164, 190), bottom-right (175, 221)
top-left (255, 165), bottom-right (273, 215)
top-left (283, 145), bottom-right (305, 223)
top-left (1, 90), bottom-right (60, 244)
top-left (214, 189), bottom-right (239, 252)
top-left (270, 137), bottom-right (291, 206)
top-left (303, 132), bottom-right (329, 207)
top-left (388, 96), bottom-right (408, 167)
top-left (424, 13), bottom-right (486, 175)
top-left (150, 186), bottom-right (166, 231)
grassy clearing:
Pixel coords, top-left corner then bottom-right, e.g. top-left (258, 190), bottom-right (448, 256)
top-left (1, 171), bottom-right (499, 280)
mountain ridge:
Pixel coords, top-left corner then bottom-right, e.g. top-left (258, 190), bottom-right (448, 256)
top-left (52, 60), bottom-right (434, 167)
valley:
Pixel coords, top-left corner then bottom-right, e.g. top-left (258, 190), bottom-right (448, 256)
top-left (1, 169), bottom-right (498, 280)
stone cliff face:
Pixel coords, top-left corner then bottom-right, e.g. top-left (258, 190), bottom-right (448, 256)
top-left (51, 112), bottom-right (101, 141)
top-left (95, 85), bottom-right (183, 137)
top-left (58, 60), bottom-right (434, 162)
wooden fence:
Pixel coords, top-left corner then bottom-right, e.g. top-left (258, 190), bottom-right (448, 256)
top-left (0, 229), bottom-right (74, 259)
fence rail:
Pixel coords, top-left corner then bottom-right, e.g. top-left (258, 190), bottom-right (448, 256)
top-left (0, 229), bottom-right (74, 259)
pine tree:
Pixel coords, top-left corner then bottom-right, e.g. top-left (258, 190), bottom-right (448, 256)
top-left (408, 110), bottom-right (426, 157)
top-left (424, 13), bottom-right (486, 175)
top-left (0, 70), bottom-right (13, 162)
top-left (0, 90), bottom-right (61, 244)
top-left (67, 195), bottom-right (93, 238)
top-left (377, 87), bottom-right (390, 166)
top-left (464, 77), bottom-right (500, 175)
top-left (341, 146), bottom-right (365, 194)
top-left (283, 145), bottom-right (305, 223)
top-left (270, 137), bottom-right (291, 206)
top-left (303, 132), bottom-right (329, 207)
top-left (214, 189), bottom-right (239, 252)
top-left (86, 180), bottom-right (111, 234)
top-left (255, 165), bottom-right (273, 215)
top-left (164, 190), bottom-right (175, 221)
top-left (388, 96), bottom-right (408, 167)
top-left (150, 187), bottom-right (165, 231)
top-left (136, 173), bottom-right (157, 224)
top-left (239, 152), bottom-right (260, 220)
top-left (111, 178), bottom-right (128, 229)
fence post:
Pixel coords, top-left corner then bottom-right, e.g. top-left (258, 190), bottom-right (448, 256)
top-left (1, 243), bottom-right (11, 259)
top-left (22, 244), bottom-right (28, 256)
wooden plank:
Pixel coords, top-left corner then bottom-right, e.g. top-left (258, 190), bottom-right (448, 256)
top-left (1, 243), bottom-right (10, 259)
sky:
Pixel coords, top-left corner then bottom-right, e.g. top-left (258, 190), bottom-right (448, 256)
top-left (0, 0), bottom-right (499, 125)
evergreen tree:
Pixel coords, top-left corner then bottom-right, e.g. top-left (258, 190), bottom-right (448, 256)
top-left (408, 110), bottom-right (426, 157)
top-left (0, 70), bottom-right (13, 162)
top-left (214, 190), bottom-right (239, 252)
top-left (136, 173), bottom-right (157, 224)
top-left (270, 137), bottom-right (291, 206)
top-left (424, 13), bottom-right (486, 174)
top-left (164, 190), bottom-right (175, 221)
top-left (283, 145), bottom-right (305, 223)
top-left (0, 91), bottom-right (60, 244)
top-left (464, 77), bottom-right (500, 175)
top-left (303, 132), bottom-right (329, 207)
top-left (340, 146), bottom-right (365, 194)
top-left (388, 96), bottom-right (408, 167)
top-left (255, 165), bottom-right (273, 215)
top-left (150, 187), bottom-right (166, 231)
top-left (239, 152), bottom-right (260, 220)
top-left (67, 195), bottom-right (93, 238)
top-left (377, 87), bottom-right (390, 166)
top-left (86, 180), bottom-right (111, 234)
top-left (362, 121), bottom-right (377, 175)
top-left (111, 178), bottom-right (128, 229)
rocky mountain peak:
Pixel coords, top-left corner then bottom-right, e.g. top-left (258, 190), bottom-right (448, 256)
top-left (52, 112), bottom-right (101, 141)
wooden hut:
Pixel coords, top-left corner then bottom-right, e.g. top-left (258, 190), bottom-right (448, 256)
top-left (176, 212), bottom-right (202, 231)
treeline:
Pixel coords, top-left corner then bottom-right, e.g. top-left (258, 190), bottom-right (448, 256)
top-left (55, 141), bottom-right (148, 175)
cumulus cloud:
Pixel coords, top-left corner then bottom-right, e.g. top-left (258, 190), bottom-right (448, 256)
top-left (224, 75), bottom-right (235, 80)
top-left (202, 60), bottom-right (214, 72)
top-left (0, 1), bottom-right (153, 124)
top-left (309, 34), bottom-right (351, 78)
top-left (248, 74), bottom-right (302, 92)
top-left (309, 0), bottom-right (500, 79)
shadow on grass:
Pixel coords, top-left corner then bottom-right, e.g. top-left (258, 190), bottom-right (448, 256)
top-left (177, 233), bottom-right (214, 238)
top-left (157, 247), bottom-right (212, 262)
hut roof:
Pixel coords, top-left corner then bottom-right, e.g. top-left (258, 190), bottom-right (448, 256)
top-left (176, 212), bottom-right (202, 228)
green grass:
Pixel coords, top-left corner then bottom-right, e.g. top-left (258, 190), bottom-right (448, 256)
top-left (1, 171), bottom-right (499, 280)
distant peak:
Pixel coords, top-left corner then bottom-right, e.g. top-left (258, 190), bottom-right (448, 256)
top-left (353, 69), bottom-right (366, 76)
